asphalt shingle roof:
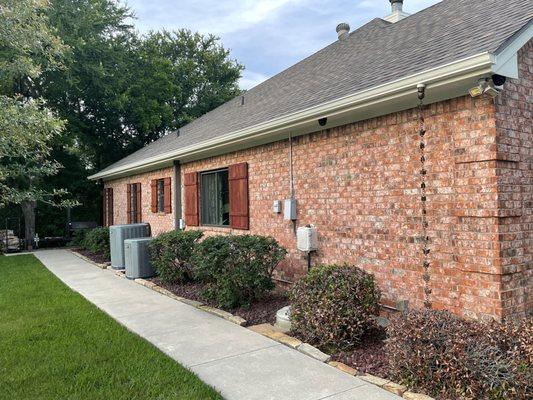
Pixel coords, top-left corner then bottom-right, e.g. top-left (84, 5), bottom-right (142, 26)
top-left (97, 0), bottom-right (532, 176)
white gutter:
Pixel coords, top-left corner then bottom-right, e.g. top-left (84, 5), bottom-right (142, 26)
top-left (89, 51), bottom-right (498, 181)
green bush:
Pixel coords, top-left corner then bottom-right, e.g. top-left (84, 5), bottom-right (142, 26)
top-left (149, 230), bottom-right (203, 284)
top-left (193, 235), bottom-right (286, 309)
top-left (386, 310), bottom-right (532, 399)
top-left (289, 264), bottom-right (381, 351)
top-left (83, 227), bottom-right (110, 260)
top-left (69, 229), bottom-right (90, 247)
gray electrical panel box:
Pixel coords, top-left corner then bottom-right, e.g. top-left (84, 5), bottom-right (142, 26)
top-left (284, 198), bottom-right (297, 220)
top-left (110, 223), bottom-right (150, 270)
top-left (124, 238), bottom-right (154, 279)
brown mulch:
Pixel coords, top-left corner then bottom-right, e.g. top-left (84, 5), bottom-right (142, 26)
top-left (74, 249), bottom-right (110, 265)
top-left (151, 278), bottom-right (289, 327)
top-left (330, 327), bottom-right (390, 378)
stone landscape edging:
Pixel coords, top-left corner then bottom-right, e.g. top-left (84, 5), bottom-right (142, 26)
top-left (133, 278), bottom-right (248, 326)
top-left (75, 252), bottom-right (435, 400)
top-left (247, 325), bottom-right (435, 400)
top-left (130, 278), bottom-right (436, 400)
top-left (70, 249), bottom-right (109, 269)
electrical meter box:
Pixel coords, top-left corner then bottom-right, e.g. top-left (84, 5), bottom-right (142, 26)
top-left (297, 225), bottom-right (318, 252)
top-left (284, 198), bottom-right (297, 220)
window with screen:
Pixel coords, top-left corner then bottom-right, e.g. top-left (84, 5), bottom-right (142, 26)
top-left (128, 183), bottom-right (141, 223)
top-left (157, 179), bottom-right (165, 213)
top-left (200, 169), bottom-right (230, 226)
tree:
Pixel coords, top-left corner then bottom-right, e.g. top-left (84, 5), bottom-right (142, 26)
top-left (0, 0), bottom-right (72, 249)
top-left (0, 0), bottom-right (67, 96)
top-left (0, 97), bottom-right (76, 245)
top-left (122, 30), bottom-right (243, 153)
top-left (42, 1), bottom-right (244, 170)
top-left (1, 0), bottom-right (244, 241)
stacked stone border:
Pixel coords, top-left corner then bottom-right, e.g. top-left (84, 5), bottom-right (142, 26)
top-left (70, 249), bottom-right (110, 269)
top-left (71, 248), bottom-right (435, 399)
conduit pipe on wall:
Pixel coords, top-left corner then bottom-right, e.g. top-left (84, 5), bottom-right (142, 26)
top-left (287, 132), bottom-right (297, 234)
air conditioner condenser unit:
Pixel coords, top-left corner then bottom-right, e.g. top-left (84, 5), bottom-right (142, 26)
top-left (124, 237), bottom-right (154, 279)
top-left (110, 223), bottom-right (150, 270)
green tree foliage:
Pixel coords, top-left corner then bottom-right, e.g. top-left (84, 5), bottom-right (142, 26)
top-left (0, 0), bottom-right (73, 247)
top-left (43, 1), bottom-right (243, 170)
top-left (0, 97), bottom-right (67, 206)
top-left (1, 0), bottom-right (244, 239)
top-left (124, 30), bottom-right (243, 151)
top-left (0, 0), bottom-right (67, 95)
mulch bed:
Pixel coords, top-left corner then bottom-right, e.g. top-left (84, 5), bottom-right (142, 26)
top-left (330, 327), bottom-right (390, 378)
top-left (151, 278), bottom-right (289, 327)
top-left (74, 249), bottom-right (110, 265)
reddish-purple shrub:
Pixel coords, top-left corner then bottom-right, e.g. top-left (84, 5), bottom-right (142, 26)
top-left (386, 310), bottom-right (532, 399)
top-left (289, 264), bottom-right (381, 351)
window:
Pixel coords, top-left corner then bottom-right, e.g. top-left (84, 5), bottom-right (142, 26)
top-left (127, 183), bottom-right (141, 224)
top-left (157, 179), bottom-right (165, 212)
top-left (103, 188), bottom-right (114, 227)
top-left (200, 169), bottom-right (230, 226)
top-left (151, 178), bottom-right (171, 214)
top-left (184, 163), bottom-right (248, 230)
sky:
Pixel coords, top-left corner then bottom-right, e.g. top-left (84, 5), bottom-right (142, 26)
top-left (124, 0), bottom-right (441, 90)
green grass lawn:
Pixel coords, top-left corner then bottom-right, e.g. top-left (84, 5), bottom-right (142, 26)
top-left (0, 255), bottom-right (223, 400)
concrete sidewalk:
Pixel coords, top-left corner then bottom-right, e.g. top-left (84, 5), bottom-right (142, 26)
top-left (35, 249), bottom-right (401, 400)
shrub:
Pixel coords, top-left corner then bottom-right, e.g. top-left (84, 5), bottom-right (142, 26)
top-left (83, 227), bottom-right (110, 260)
top-left (386, 310), bottom-right (532, 399)
top-left (69, 229), bottom-right (90, 247)
top-left (149, 230), bottom-right (203, 284)
top-left (289, 264), bottom-right (381, 351)
top-left (193, 235), bottom-right (286, 309)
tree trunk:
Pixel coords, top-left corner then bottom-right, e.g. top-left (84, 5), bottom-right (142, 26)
top-left (21, 201), bottom-right (36, 251)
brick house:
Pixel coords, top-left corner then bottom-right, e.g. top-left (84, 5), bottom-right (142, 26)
top-left (90, 0), bottom-right (532, 321)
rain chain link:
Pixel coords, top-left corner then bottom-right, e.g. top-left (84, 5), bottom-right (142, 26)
top-left (417, 84), bottom-right (432, 310)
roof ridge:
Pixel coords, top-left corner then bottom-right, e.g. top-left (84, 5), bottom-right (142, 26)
top-left (92, 0), bottom-right (533, 179)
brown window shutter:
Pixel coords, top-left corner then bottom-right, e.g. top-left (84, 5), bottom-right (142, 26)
top-left (108, 188), bottom-right (114, 226)
top-left (136, 183), bottom-right (142, 222)
top-left (164, 177), bottom-right (172, 214)
top-left (150, 179), bottom-right (157, 213)
top-left (103, 188), bottom-right (107, 226)
top-left (184, 172), bottom-right (199, 226)
top-left (229, 163), bottom-right (249, 230)
top-left (126, 184), bottom-right (132, 224)
top-left (107, 188), bottom-right (115, 226)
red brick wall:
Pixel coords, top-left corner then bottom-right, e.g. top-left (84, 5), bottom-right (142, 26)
top-left (104, 41), bottom-right (532, 321)
top-left (104, 167), bottom-right (175, 236)
top-left (493, 40), bottom-right (532, 319)
top-left (180, 95), bottom-right (506, 320)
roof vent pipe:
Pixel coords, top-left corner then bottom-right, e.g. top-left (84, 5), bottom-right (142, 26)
top-left (390, 0), bottom-right (403, 13)
top-left (384, 0), bottom-right (410, 23)
top-left (336, 23), bottom-right (350, 40)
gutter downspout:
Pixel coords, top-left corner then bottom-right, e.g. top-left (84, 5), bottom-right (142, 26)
top-left (173, 161), bottom-right (183, 230)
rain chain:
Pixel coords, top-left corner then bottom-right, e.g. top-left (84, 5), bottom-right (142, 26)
top-left (417, 83), bottom-right (432, 310)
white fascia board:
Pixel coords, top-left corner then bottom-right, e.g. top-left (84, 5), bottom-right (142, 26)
top-left (493, 21), bottom-right (533, 79)
top-left (90, 52), bottom-right (496, 181)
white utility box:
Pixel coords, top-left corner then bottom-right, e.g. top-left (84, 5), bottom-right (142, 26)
top-left (284, 198), bottom-right (297, 220)
top-left (297, 225), bottom-right (318, 252)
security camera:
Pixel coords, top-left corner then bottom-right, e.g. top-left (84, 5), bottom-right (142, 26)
top-left (491, 74), bottom-right (506, 87)
top-left (318, 117), bottom-right (328, 127)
